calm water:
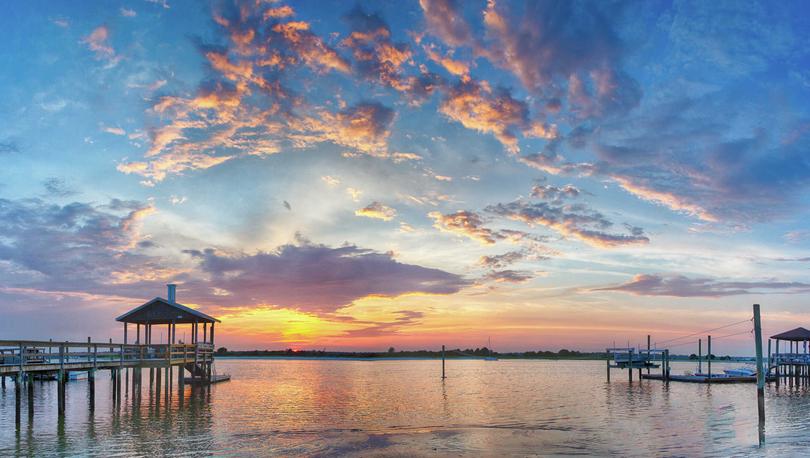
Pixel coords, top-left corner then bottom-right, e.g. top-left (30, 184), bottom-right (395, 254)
top-left (2, 359), bottom-right (810, 456)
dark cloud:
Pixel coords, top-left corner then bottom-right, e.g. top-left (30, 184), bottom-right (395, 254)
top-left (486, 200), bottom-right (648, 248)
top-left (483, 269), bottom-right (533, 283)
top-left (595, 274), bottom-right (810, 297)
top-left (531, 184), bottom-right (581, 202)
top-left (529, 97), bottom-right (810, 223)
top-left (0, 197), bottom-right (158, 289)
top-left (183, 242), bottom-right (468, 313)
top-left (479, 251), bottom-right (526, 269)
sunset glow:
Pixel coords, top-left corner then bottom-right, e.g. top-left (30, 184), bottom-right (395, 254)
top-left (2, 0), bottom-right (810, 355)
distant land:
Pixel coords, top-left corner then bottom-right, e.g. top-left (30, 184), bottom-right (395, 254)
top-left (214, 347), bottom-right (753, 361)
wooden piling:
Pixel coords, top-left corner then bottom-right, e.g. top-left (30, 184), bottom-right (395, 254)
top-left (698, 339), bottom-right (702, 374)
top-left (647, 335), bottom-right (651, 375)
top-left (441, 345), bottom-right (446, 379)
top-left (707, 335), bottom-right (712, 383)
top-left (628, 348), bottom-right (633, 382)
top-left (753, 303), bottom-right (765, 446)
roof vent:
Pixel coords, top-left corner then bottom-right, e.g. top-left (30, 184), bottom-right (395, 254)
top-left (167, 284), bottom-right (176, 304)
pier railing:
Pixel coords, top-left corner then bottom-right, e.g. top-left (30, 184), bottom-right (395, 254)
top-left (773, 353), bottom-right (810, 365)
top-left (0, 340), bottom-right (214, 373)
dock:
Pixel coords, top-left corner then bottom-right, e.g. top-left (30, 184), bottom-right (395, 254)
top-left (0, 284), bottom-right (229, 421)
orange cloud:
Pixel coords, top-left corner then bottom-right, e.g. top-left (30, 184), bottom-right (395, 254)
top-left (355, 202), bottom-right (397, 221)
top-left (439, 80), bottom-right (555, 153)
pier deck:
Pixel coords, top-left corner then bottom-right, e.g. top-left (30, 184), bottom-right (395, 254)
top-left (0, 340), bottom-right (213, 377)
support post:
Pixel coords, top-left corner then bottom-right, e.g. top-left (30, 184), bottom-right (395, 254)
top-left (211, 322), bottom-right (215, 345)
top-left (707, 335), bottom-right (712, 383)
top-left (664, 350), bottom-right (670, 381)
top-left (606, 350), bottom-right (611, 382)
top-left (647, 335), bottom-right (651, 375)
top-left (699, 339), bottom-right (702, 374)
top-left (628, 348), bottom-right (633, 382)
top-left (124, 323), bottom-right (128, 344)
top-left (767, 339), bottom-right (772, 375)
top-left (441, 345), bottom-right (446, 379)
top-left (58, 344), bottom-right (65, 416)
top-left (753, 303), bottom-right (765, 446)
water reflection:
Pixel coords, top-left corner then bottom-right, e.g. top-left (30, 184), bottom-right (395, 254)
top-left (5, 360), bottom-right (810, 455)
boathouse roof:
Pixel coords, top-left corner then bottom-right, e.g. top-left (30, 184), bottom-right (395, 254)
top-left (770, 327), bottom-right (810, 341)
top-left (116, 297), bottom-right (219, 324)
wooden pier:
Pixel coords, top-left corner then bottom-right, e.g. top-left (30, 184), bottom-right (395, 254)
top-left (0, 284), bottom-right (229, 419)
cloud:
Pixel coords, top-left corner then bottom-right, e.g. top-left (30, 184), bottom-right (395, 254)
top-left (439, 79), bottom-right (556, 153)
top-left (531, 184), bottom-right (581, 202)
top-left (42, 177), bottom-right (77, 197)
top-left (355, 202), bottom-right (397, 221)
top-left (288, 102), bottom-right (395, 157)
top-left (486, 200), bottom-right (649, 248)
top-left (428, 210), bottom-right (502, 245)
top-left (82, 25), bottom-right (120, 66)
top-left (341, 310), bottom-right (424, 337)
top-left (484, 269), bottom-right (533, 283)
top-left (0, 197), bottom-right (156, 289)
top-left (479, 251), bottom-right (526, 269)
top-left (103, 126), bottom-right (127, 136)
top-left (532, 97), bottom-right (810, 223)
top-left (418, 0), bottom-right (473, 47)
top-left (480, 0), bottom-right (640, 117)
top-left (182, 242), bottom-right (468, 314)
top-left (595, 274), bottom-right (810, 297)
top-left (322, 176), bottom-right (341, 187)
top-left (0, 140), bottom-right (19, 154)
top-left (784, 230), bottom-right (810, 244)
top-left (120, 7), bottom-right (136, 17)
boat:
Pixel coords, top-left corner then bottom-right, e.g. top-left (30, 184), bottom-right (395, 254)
top-left (68, 371), bottom-right (88, 381)
top-left (484, 337), bottom-right (498, 361)
top-left (723, 367), bottom-right (757, 377)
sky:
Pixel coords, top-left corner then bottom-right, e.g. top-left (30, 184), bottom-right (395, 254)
top-left (1, 0), bottom-right (810, 355)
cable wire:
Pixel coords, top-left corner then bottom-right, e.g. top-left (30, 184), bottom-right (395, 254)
top-left (655, 318), bottom-right (752, 345)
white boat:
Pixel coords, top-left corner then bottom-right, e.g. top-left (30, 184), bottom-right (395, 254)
top-left (723, 367), bottom-right (756, 377)
top-left (68, 371), bottom-right (88, 380)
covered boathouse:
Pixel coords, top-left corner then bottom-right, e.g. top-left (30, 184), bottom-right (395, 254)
top-left (770, 327), bottom-right (810, 380)
top-left (115, 284), bottom-right (225, 383)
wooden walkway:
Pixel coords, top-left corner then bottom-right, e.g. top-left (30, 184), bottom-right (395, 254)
top-left (1, 339), bottom-right (219, 416)
top-left (0, 340), bottom-right (213, 375)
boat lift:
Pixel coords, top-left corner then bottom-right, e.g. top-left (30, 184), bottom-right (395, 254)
top-left (606, 347), bottom-right (669, 382)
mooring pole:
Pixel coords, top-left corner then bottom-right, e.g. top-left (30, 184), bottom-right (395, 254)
top-left (698, 339), bottom-right (702, 374)
top-left (707, 335), bottom-right (712, 383)
top-left (753, 303), bottom-right (765, 446)
top-left (441, 345), bottom-right (446, 379)
top-left (628, 348), bottom-right (633, 382)
top-left (767, 339), bottom-right (772, 375)
top-left (606, 349), bottom-right (611, 382)
top-left (647, 335), bottom-right (651, 375)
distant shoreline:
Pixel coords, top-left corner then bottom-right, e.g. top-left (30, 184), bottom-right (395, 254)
top-left (213, 349), bottom-right (754, 362)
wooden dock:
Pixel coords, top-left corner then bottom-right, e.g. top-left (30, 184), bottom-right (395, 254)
top-left (641, 373), bottom-right (777, 384)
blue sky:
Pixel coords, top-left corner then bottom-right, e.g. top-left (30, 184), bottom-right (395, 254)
top-left (1, 0), bottom-right (810, 353)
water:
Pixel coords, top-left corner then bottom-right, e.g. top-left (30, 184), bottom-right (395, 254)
top-left (2, 359), bottom-right (810, 456)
